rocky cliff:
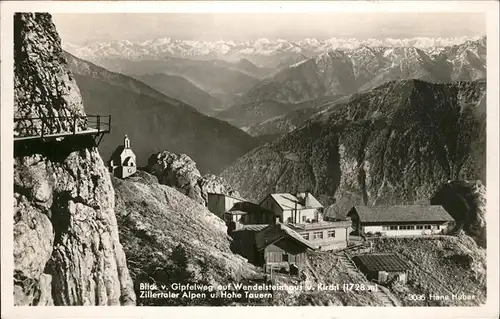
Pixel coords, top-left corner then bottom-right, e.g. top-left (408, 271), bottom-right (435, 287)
top-left (13, 13), bottom-right (135, 306)
top-left (431, 180), bottom-right (487, 248)
top-left (147, 151), bottom-right (242, 205)
top-left (222, 80), bottom-right (486, 219)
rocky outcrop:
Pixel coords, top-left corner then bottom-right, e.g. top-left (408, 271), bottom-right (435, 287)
top-left (431, 180), bottom-right (487, 248)
top-left (199, 174), bottom-right (241, 200)
top-left (14, 13), bottom-right (87, 137)
top-left (147, 151), bottom-right (242, 206)
top-left (13, 13), bottom-right (135, 306)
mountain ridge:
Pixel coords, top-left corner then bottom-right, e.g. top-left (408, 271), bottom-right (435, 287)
top-left (63, 36), bottom-right (486, 66)
top-left (221, 79), bottom-right (486, 217)
top-left (66, 54), bottom-right (260, 173)
top-left (219, 37), bottom-right (486, 127)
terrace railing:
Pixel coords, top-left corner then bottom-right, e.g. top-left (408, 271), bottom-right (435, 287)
top-left (14, 114), bottom-right (111, 141)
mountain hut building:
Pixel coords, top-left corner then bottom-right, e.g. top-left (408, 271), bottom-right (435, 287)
top-left (347, 205), bottom-right (455, 237)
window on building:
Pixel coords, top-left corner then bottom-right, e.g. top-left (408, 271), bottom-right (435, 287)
top-left (407, 225), bottom-right (415, 230)
top-left (424, 225), bottom-right (432, 230)
top-left (389, 226), bottom-right (398, 230)
top-left (302, 233), bottom-right (310, 240)
top-left (302, 215), bottom-right (307, 222)
top-left (327, 230), bottom-right (336, 238)
top-left (283, 253), bottom-right (289, 262)
top-left (399, 225), bottom-right (406, 230)
top-left (416, 225), bottom-right (424, 230)
top-left (313, 232), bottom-right (323, 239)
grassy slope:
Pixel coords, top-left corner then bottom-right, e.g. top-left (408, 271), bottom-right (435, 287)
top-left (113, 171), bottom-right (259, 306)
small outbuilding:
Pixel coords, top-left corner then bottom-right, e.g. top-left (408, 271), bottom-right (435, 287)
top-left (255, 223), bottom-right (316, 274)
top-left (352, 253), bottom-right (409, 285)
top-left (207, 193), bottom-right (244, 219)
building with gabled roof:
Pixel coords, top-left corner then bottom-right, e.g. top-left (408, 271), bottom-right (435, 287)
top-left (229, 222), bottom-right (315, 276)
top-left (256, 191), bottom-right (350, 251)
top-left (227, 201), bottom-right (276, 225)
top-left (206, 192), bottom-right (244, 219)
top-left (259, 191), bottom-right (324, 224)
top-left (256, 223), bottom-right (315, 275)
top-left (352, 253), bottom-right (410, 284)
top-left (347, 205), bottom-right (455, 237)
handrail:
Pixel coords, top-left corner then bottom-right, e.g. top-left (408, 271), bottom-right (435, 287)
top-left (14, 114), bottom-right (111, 140)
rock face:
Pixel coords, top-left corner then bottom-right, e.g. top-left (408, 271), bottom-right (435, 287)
top-left (147, 151), bottom-right (242, 206)
top-left (14, 13), bottom-right (87, 137)
top-left (431, 180), bottom-right (487, 248)
top-left (112, 171), bottom-right (257, 306)
top-left (222, 80), bottom-right (486, 218)
top-left (13, 13), bottom-right (135, 306)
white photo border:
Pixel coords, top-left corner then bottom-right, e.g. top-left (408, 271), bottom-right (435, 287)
top-left (1, 1), bottom-right (499, 319)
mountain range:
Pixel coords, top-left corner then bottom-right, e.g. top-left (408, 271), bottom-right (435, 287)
top-left (221, 79), bottom-right (486, 219)
top-left (64, 36), bottom-right (484, 67)
top-left (219, 37), bottom-right (486, 127)
top-left (83, 56), bottom-right (265, 111)
top-left (64, 52), bottom-right (260, 174)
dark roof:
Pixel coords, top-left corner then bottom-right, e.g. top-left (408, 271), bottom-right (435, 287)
top-left (224, 210), bottom-right (248, 215)
top-left (348, 205), bottom-right (454, 223)
top-left (109, 145), bottom-right (125, 163)
top-left (352, 254), bottom-right (409, 272)
top-left (230, 201), bottom-right (275, 215)
top-left (255, 223), bottom-right (315, 251)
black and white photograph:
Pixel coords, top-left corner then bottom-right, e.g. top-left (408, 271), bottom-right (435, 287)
top-left (1, 1), bottom-right (499, 318)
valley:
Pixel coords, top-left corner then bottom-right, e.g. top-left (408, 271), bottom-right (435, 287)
top-left (65, 36), bottom-right (486, 131)
top-left (65, 52), bottom-right (261, 173)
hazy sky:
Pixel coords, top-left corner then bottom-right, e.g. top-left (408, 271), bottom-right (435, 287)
top-left (52, 12), bottom-right (486, 44)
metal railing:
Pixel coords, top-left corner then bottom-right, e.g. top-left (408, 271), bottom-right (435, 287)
top-left (14, 114), bottom-right (111, 139)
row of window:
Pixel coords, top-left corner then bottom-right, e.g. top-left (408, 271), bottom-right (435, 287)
top-left (302, 230), bottom-right (336, 240)
top-left (286, 216), bottom-right (316, 223)
top-left (381, 225), bottom-right (439, 231)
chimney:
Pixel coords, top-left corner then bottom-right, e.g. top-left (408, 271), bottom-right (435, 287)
top-left (305, 190), bottom-right (311, 207)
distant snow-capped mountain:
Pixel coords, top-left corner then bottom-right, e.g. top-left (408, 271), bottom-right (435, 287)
top-left (63, 36), bottom-right (485, 66)
top-left (217, 37), bottom-right (486, 127)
